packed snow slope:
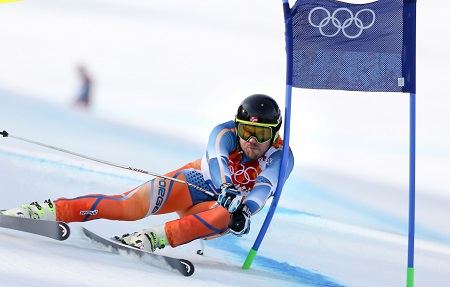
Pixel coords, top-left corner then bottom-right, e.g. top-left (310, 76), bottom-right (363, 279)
top-left (1, 0), bottom-right (450, 286)
top-left (1, 90), bottom-right (450, 287)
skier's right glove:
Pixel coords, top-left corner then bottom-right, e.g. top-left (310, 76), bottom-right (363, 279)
top-left (217, 183), bottom-right (243, 213)
top-left (228, 204), bottom-right (251, 236)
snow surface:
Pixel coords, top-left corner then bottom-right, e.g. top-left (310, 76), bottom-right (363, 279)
top-left (1, 0), bottom-right (450, 286)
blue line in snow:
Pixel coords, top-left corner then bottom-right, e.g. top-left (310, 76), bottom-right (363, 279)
top-left (0, 149), bottom-right (143, 183)
top-left (208, 236), bottom-right (346, 287)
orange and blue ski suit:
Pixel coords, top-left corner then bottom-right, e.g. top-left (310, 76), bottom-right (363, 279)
top-left (54, 120), bottom-right (294, 247)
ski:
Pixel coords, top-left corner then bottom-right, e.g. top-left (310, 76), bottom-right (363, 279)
top-left (0, 214), bottom-right (70, 241)
top-left (81, 227), bottom-right (195, 277)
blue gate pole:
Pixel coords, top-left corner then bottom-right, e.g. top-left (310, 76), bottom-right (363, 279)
top-left (242, 0), bottom-right (293, 269)
top-left (407, 92), bottom-right (416, 287)
top-left (404, 1), bottom-right (416, 285)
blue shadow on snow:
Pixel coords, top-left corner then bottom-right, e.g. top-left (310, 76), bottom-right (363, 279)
top-left (208, 235), bottom-right (345, 287)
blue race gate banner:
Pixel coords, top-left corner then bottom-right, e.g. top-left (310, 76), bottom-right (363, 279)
top-left (291, 0), bottom-right (415, 93)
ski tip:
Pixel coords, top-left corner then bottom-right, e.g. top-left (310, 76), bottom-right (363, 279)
top-left (59, 222), bottom-right (71, 241)
top-left (1, 130), bottom-right (8, 137)
top-left (179, 259), bottom-right (195, 276)
top-left (81, 227), bottom-right (195, 276)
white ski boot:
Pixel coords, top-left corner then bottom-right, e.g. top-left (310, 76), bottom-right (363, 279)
top-left (120, 224), bottom-right (168, 252)
top-left (1, 200), bottom-right (56, 221)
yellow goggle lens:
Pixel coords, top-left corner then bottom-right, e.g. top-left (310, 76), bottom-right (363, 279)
top-left (237, 123), bottom-right (272, 144)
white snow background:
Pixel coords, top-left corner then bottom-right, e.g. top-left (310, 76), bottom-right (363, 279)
top-left (0, 0), bottom-right (449, 286)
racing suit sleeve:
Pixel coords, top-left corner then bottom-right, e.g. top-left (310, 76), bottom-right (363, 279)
top-left (243, 146), bottom-right (294, 214)
top-left (201, 120), bottom-right (237, 193)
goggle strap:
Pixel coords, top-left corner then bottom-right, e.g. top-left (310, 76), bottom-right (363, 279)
top-left (235, 118), bottom-right (279, 128)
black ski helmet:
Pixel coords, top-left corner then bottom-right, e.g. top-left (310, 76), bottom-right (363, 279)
top-left (235, 94), bottom-right (282, 143)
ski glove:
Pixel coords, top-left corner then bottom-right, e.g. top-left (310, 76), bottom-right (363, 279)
top-left (228, 204), bottom-right (251, 236)
top-left (218, 183), bottom-right (243, 213)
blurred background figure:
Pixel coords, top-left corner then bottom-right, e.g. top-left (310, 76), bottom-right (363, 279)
top-left (73, 65), bottom-right (92, 109)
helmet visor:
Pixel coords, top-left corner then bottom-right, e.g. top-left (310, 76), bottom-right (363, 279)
top-left (237, 123), bottom-right (272, 144)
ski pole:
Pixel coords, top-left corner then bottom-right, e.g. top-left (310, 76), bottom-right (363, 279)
top-left (1, 130), bottom-right (216, 198)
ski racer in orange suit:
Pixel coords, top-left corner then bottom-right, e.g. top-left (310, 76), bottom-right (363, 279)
top-left (2, 94), bottom-right (295, 252)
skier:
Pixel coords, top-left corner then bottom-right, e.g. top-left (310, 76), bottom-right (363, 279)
top-left (2, 94), bottom-right (294, 252)
top-left (73, 65), bottom-right (92, 108)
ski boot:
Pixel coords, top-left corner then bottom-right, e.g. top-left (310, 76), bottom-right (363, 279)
top-left (1, 200), bottom-right (56, 221)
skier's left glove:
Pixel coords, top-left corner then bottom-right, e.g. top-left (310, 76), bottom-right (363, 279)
top-left (228, 204), bottom-right (251, 236)
top-left (218, 183), bottom-right (243, 213)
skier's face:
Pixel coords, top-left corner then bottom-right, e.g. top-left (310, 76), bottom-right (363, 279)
top-left (239, 137), bottom-right (271, 160)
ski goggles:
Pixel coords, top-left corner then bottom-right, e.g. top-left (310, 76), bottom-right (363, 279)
top-left (236, 120), bottom-right (274, 144)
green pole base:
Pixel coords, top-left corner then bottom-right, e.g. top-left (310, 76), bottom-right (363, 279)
top-left (407, 267), bottom-right (414, 287)
top-left (242, 249), bottom-right (258, 270)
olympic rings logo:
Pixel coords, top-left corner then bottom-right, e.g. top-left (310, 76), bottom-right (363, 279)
top-left (229, 163), bottom-right (257, 186)
top-left (308, 7), bottom-right (376, 39)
